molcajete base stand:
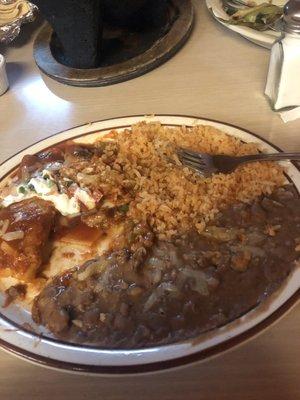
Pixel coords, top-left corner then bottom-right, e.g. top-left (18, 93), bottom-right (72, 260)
top-left (33, 0), bottom-right (194, 87)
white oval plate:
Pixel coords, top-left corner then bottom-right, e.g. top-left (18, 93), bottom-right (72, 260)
top-left (0, 115), bottom-right (299, 375)
top-left (206, 0), bottom-right (286, 49)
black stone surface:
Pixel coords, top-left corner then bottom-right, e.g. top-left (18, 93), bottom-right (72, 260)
top-left (32, 0), bottom-right (103, 69)
top-left (97, 1), bottom-right (176, 67)
top-left (103, 0), bottom-right (168, 29)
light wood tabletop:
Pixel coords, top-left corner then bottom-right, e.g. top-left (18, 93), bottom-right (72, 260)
top-left (0, 1), bottom-right (300, 399)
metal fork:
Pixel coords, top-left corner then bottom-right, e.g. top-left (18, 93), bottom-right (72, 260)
top-left (178, 148), bottom-right (300, 176)
top-left (222, 0), bottom-right (251, 11)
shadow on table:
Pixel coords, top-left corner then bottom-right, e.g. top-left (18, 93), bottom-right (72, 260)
top-left (39, 68), bottom-right (129, 103)
top-left (6, 62), bottom-right (29, 88)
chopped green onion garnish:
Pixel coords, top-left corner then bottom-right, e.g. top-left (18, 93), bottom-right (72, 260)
top-left (18, 186), bottom-right (26, 194)
top-left (118, 204), bottom-right (129, 213)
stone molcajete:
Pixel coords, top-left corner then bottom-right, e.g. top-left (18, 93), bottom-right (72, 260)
top-left (32, 0), bottom-right (169, 69)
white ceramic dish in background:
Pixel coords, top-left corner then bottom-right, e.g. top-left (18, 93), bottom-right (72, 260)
top-left (206, 0), bottom-right (287, 49)
top-left (0, 54), bottom-right (9, 96)
top-left (0, 115), bottom-right (299, 375)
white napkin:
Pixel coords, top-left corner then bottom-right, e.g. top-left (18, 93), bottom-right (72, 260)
top-left (279, 107), bottom-right (300, 123)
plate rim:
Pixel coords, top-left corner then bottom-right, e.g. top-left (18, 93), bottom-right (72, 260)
top-left (0, 114), bottom-right (299, 375)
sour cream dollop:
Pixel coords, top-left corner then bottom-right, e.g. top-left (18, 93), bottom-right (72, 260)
top-left (1, 169), bottom-right (96, 216)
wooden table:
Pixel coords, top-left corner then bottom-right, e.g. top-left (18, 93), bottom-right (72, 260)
top-left (0, 2), bottom-right (299, 399)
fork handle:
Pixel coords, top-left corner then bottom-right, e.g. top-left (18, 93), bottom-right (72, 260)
top-left (239, 153), bottom-right (300, 163)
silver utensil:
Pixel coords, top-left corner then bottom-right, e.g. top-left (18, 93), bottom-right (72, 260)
top-left (222, 0), bottom-right (251, 14)
top-left (266, 16), bottom-right (284, 32)
top-left (178, 148), bottom-right (300, 176)
top-left (222, 0), bottom-right (250, 7)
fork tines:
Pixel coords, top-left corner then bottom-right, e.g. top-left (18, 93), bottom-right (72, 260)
top-left (178, 148), bottom-right (209, 175)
